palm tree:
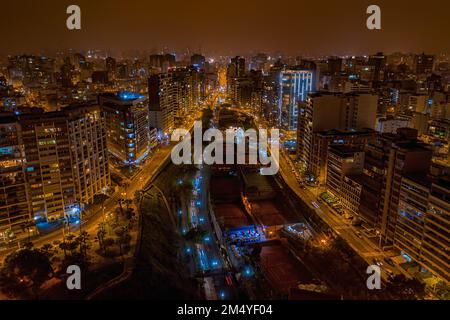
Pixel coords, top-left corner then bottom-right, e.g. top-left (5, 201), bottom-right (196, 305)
top-left (94, 193), bottom-right (110, 223)
top-left (96, 223), bottom-right (107, 254)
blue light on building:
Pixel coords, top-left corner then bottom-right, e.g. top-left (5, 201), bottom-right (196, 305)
top-left (243, 266), bottom-right (254, 277)
top-left (118, 91), bottom-right (145, 101)
top-left (278, 69), bottom-right (315, 130)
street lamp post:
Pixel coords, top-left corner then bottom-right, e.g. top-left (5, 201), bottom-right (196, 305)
top-left (376, 230), bottom-right (382, 249)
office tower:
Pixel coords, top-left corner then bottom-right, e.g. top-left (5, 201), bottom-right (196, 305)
top-left (100, 92), bottom-right (150, 165)
top-left (368, 52), bottom-right (386, 82)
top-left (414, 53), bottom-right (435, 75)
top-left (278, 69), bottom-right (315, 130)
top-left (396, 174), bottom-right (450, 283)
top-left (190, 54), bottom-right (206, 69)
top-left (148, 73), bottom-right (177, 134)
top-left (297, 92), bottom-right (378, 181)
top-left (65, 104), bottom-right (110, 207)
top-left (0, 115), bottom-right (33, 243)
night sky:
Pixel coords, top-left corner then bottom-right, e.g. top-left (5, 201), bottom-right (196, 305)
top-left (1, 0), bottom-right (449, 56)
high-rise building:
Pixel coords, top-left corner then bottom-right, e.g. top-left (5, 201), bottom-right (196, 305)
top-left (396, 174), bottom-right (450, 283)
top-left (65, 104), bottom-right (110, 207)
top-left (297, 92), bottom-right (378, 181)
top-left (100, 92), bottom-right (150, 165)
top-left (170, 67), bottom-right (200, 121)
top-left (414, 53), bottom-right (435, 75)
top-left (7, 55), bottom-right (55, 86)
top-left (301, 128), bottom-right (375, 183)
top-left (368, 52), bottom-right (386, 82)
top-left (227, 56), bottom-right (247, 104)
top-left (190, 54), bottom-right (206, 69)
top-left (250, 53), bottom-right (269, 72)
top-left (380, 129), bottom-right (433, 245)
top-left (149, 54), bottom-right (176, 73)
top-left (18, 104), bottom-right (111, 222)
top-left (228, 56), bottom-right (246, 78)
top-left (278, 69), bottom-right (315, 130)
top-left (327, 57), bottom-right (343, 75)
top-left (148, 73), bottom-right (177, 134)
top-left (20, 112), bottom-right (77, 222)
top-left (326, 146), bottom-right (365, 217)
top-left (0, 115), bottom-right (33, 243)
top-left (106, 57), bottom-right (117, 74)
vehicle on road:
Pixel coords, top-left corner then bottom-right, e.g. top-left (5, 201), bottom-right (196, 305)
top-left (372, 258), bottom-right (383, 267)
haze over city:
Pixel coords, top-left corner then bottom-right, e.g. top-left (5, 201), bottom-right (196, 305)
top-left (1, 0), bottom-right (450, 56)
top-left (0, 0), bottom-right (449, 311)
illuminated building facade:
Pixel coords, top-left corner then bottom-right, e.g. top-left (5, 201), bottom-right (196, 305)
top-left (396, 174), bottom-right (450, 283)
top-left (326, 146), bottom-right (365, 217)
top-left (20, 112), bottom-right (77, 222)
top-left (297, 92), bottom-right (378, 181)
top-left (100, 92), bottom-right (150, 164)
top-left (148, 73), bottom-right (177, 134)
top-left (0, 116), bottom-right (33, 242)
top-left (16, 104), bottom-right (111, 223)
top-left (65, 104), bottom-right (110, 207)
top-left (278, 69), bottom-right (314, 130)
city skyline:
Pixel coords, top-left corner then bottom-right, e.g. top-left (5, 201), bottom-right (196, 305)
top-left (1, 0), bottom-right (449, 305)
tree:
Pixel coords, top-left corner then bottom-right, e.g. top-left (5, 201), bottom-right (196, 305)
top-left (59, 233), bottom-right (79, 258)
top-left (77, 231), bottom-right (91, 261)
top-left (134, 190), bottom-right (143, 205)
top-left (0, 246), bottom-right (53, 298)
top-left (103, 237), bottom-right (115, 256)
top-left (97, 223), bottom-right (107, 254)
top-left (114, 226), bottom-right (131, 259)
top-left (40, 243), bottom-right (56, 259)
top-left (386, 275), bottom-right (426, 300)
top-left (94, 193), bottom-right (110, 223)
